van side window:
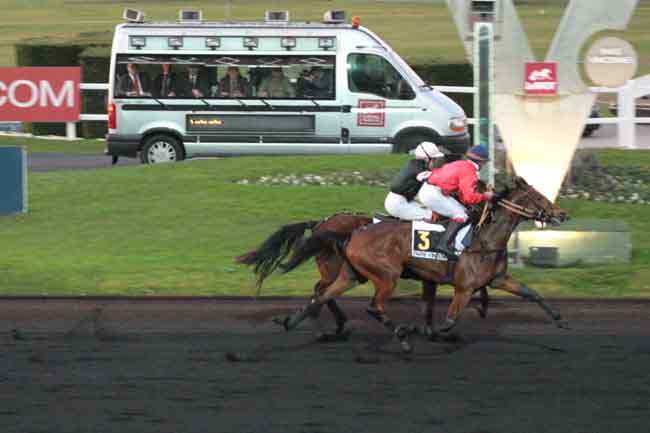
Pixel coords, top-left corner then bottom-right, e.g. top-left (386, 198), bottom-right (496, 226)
top-left (347, 54), bottom-right (415, 100)
top-left (114, 54), bottom-right (336, 100)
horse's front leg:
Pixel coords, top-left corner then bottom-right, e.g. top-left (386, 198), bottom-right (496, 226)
top-left (490, 274), bottom-right (568, 328)
top-left (438, 286), bottom-right (473, 332)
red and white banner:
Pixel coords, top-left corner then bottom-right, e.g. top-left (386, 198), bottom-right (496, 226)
top-left (524, 62), bottom-right (558, 96)
top-left (0, 67), bottom-right (80, 122)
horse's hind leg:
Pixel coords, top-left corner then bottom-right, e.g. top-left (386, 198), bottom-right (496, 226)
top-left (309, 280), bottom-right (350, 341)
top-left (366, 276), bottom-right (414, 353)
top-left (283, 266), bottom-right (358, 332)
top-left (473, 286), bottom-right (489, 318)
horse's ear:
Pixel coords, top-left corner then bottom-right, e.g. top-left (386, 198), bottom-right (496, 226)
top-left (514, 176), bottom-right (529, 188)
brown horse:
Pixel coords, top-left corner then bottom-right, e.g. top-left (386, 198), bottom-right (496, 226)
top-left (237, 212), bottom-right (489, 340)
top-left (279, 177), bottom-right (569, 352)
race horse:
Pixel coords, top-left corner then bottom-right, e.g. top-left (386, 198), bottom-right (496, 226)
top-left (276, 176), bottom-right (569, 352)
top-left (237, 212), bottom-right (490, 341)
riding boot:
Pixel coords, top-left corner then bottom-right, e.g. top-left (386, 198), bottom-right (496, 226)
top-left (436, 220), bottom-right (464, 256)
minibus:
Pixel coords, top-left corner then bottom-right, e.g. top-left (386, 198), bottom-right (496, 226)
top-left (106, 9), bottom-right (469, 163)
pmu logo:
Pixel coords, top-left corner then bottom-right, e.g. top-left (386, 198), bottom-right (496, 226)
top-left (524, 62), bottom-right (558, 96)
top-left (0, 67), bottom-right (80, 122)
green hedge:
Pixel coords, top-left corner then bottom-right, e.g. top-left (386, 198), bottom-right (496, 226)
top-left (14, 33), bottom-right (111, 137)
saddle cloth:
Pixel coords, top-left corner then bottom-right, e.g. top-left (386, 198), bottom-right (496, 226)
top-left (372, 214), bottom-right (472, 261)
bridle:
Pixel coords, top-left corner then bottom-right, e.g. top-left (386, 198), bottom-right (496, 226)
top-left (497, 186), bottom-right (556, 223)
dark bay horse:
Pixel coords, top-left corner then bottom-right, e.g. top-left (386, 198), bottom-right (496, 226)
top-left (279, 177), bottom-right (569, 352)
top-left (237, 213), bottom-right (489, 340)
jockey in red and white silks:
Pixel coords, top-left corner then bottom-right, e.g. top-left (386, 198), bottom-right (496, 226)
top-left (384, 141), bottom-right (446, 220)
top-left (418, 144), bottom-right (494, 255)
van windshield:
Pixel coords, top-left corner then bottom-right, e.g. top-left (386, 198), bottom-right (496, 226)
top-left (113, 54), bottom-right (336, 100)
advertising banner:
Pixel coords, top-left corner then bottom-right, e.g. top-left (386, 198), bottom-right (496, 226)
top-left (0, 67), bottom-right (81, 122)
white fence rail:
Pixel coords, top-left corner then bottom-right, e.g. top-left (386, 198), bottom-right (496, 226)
top-left (66, 81), bottom-right (649, 149)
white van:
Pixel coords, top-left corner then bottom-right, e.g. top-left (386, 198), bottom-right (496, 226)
top-left (106, 10), bottom-right (469, 163)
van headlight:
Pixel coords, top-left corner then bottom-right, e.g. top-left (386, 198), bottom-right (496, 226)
top-left (449, 117), bottom-right (467, 133)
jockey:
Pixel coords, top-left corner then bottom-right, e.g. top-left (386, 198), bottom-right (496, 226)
top-left (384, 141), bottom-right (446, 221)
top-left (418, 144), bottom-right (494, 255)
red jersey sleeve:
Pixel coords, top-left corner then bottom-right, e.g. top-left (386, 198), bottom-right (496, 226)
top-left (457, 165), bottom-right (489, 205)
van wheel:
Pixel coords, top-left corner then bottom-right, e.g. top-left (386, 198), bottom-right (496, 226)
top-left (140, 134), bottom-right (184, 164)
top-left (393, 132), bottom-right (434, 154)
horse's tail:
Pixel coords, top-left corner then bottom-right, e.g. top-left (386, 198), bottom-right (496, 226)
top-left (281, 230), bottom-right (350, 274)
top-left (236, 220), bottom-right (319, 287)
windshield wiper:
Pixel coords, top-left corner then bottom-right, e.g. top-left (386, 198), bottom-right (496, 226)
top-left (419, 84), bottom-right (435, 90)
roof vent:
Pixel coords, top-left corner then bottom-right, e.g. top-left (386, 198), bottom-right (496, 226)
top-left (323, 10), bottom-right (346, 24)
top-left (179, 9), bottom-right (203, 22)
top-left (123, 8), bottom-right (145, 23)
top-left (265, 10), bottom-right (290, 23)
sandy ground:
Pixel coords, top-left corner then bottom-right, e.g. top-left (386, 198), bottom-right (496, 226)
top-left (0, 297), bottom-right (648, 433)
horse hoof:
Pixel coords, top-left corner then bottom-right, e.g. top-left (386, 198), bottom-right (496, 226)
top-left (555, 319), bottom-right (570, 330)
top-left (438, 318), bottom-right (456, 333)
top-left (474, 306), bottom-right (487, 319)
top-left (439, 329), bottom-right (461, 342)
top-left (316, 331), bottom-right (350, 342)
top-left (272, 315), bottom-right (292, 331)
top-left (400, 340), bottom-right (413, 353)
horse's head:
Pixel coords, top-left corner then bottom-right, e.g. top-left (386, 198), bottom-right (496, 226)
top-left (496, 176), bottom-right (569, 225)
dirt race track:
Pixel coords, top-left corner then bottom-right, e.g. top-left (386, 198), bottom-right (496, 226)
top-left (0, 297), bottom-right (648, 433)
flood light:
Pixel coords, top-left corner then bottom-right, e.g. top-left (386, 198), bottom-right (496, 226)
top-left (318, 37), bottom-right (335, 50)
top-left (281, 37), bottom-right (296, 50)
top-left (130, 36), bottom-right (146, 49)
top-left (323, 10), bottom-right (346, 24)
top-left (180, 9), bottom-right (202, 22)
top-left (123, 8), bottom-right (145, 23)
top-left (205, 37), bottom-right (221, 49)
top-left (243, 37), bottom-right (258, 49)
top-left (168, 36), bottom-right (183, 49)
top-left (266, 10), bottom-right (290, 22)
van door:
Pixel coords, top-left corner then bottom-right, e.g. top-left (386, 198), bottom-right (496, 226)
top-left (343, 53), bottom-right (419, 154)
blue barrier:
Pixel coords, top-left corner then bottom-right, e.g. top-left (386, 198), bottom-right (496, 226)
top-left (0, 146), bottom-right (27, 215)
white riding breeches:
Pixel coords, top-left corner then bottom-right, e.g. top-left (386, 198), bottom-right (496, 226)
top-left (384, 192), bottom-right (432, 221)
top-left (418, 183), bottom-right (468, 221)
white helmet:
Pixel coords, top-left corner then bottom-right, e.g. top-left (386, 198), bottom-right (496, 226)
top-left (414, 141), bottom-right (445, 160)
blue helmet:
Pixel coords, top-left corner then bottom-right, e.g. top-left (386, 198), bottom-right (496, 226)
top-left (467, 145), bottom-right (489, 162)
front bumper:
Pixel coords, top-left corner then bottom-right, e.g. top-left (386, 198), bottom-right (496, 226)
top-left (105, 134), bottom-right (142, 158)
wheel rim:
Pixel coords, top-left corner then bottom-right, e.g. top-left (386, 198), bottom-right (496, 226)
top-left (147, 141), bottom-right (177, 163)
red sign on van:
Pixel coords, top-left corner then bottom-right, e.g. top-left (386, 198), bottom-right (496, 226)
top-left (524, 62), bottom-right (557, 96)
top-left (0, 67), bottom-right (81, 122)
top-left (357, 99), bottom-right (385, 127)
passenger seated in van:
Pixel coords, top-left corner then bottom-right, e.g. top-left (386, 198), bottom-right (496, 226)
top-left (118, 63), bottom-right (152, 97)
top-left (302, 67), bottom-right (332, 98)
top-left (257, 68), bottom-right (295, 98)
top-left (179, 65), bottom-right (211, 98)
top-left (219, 67), bottom-right (249, 98)
top-left (153, 63), bottom-right (177, 98)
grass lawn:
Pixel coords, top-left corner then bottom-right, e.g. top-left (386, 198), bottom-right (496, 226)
top-left (2, 0), bottom-right (650, 74)
top-left (0, 149), bottom-right (648, 297)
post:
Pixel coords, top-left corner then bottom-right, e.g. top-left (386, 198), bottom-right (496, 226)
top-left (474, 21), bottom-right (495, 184)
top-left (66, 122), bottom-right (77, 140)
top-left (617, 81), bottom-right (636, 149)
